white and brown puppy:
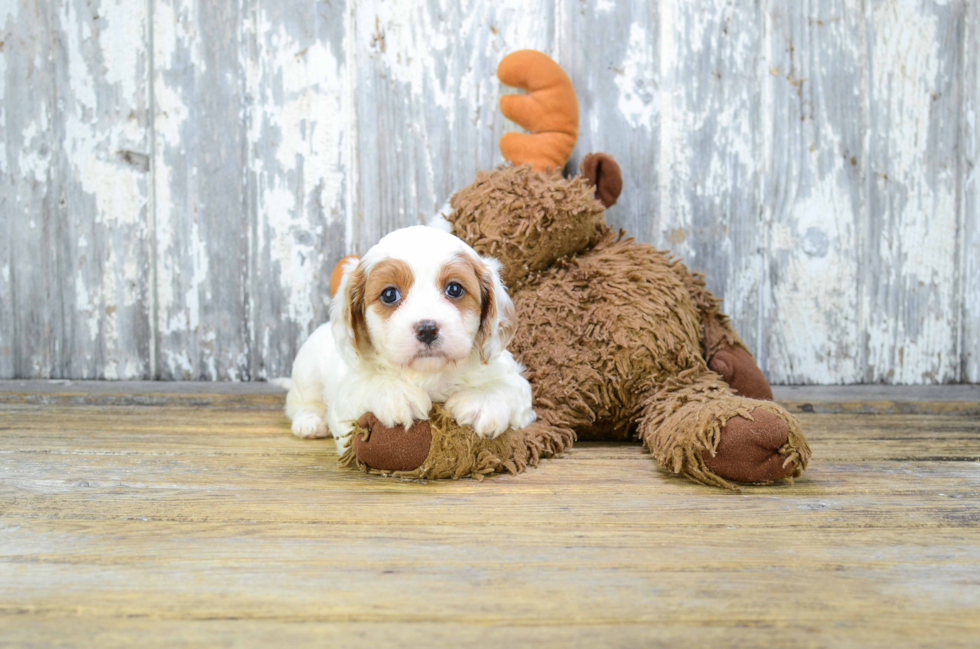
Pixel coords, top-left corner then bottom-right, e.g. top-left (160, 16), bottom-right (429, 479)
top-left (285, 225), bottom-right (535, 453)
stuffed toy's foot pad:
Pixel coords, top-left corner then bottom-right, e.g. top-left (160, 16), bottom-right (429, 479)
top-left (709, 346), bottom-right (774, 401)
top-left (702, 408), bottom-right (796, 483)
top-left (353, 414), bottom-right (432, 472)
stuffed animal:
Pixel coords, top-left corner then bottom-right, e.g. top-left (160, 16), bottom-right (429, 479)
top-left (339, 50), bottom-right (810, 488)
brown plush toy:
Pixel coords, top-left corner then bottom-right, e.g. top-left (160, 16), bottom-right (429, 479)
top-left (342, 50), bottom-right (811, 488)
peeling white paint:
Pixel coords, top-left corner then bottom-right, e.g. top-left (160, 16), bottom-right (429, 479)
top-left (864, 0), bottom-right (961, 383)
top-left (1, 0), bottom-right (974, 383)
top-left (249, 12), bottom-right (347, 333)
top-left (614, 22), bottom-right (657, 129)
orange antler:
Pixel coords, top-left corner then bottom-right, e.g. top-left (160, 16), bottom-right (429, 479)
top-left (497, 50), bottom-right (579, 172)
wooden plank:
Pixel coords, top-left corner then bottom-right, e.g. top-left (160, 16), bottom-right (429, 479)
top-left (963, 2), bottom-right (979, 383)
top-left (1, 617), bottom-right (977, 649)
top-left (762, 1), bottom-right (867, 384)
top-left (2, 382), bottom-right (979, 413)
top-left (864, 0), bottom-right (965, 383)
top-left (2, 405), bottom-right (979, 460)
top-left (0, 0), bottom-right (62, 379)
top-left (246, 0), bottom-right (349, 380)
top-left (4, 439), bottom-right (980, 496)
top-left (55, 0), bottom-right (154, 380)
top-left (0, 0), bottom-right (152, 380)
top-left (656, 0), bottom-right (765, 359)
top-left (6, 518), bottom-right (980, 563)
top-left (2, 526), bottom-right (978, 621)
top-left (2, 397), bottom-right (979, 646)
top-left (351, 0), bottom-right (555, 251)
top-left (558, 0), bottom-right (658, 240)
top-left (152, 0), bottom-right (250, 380)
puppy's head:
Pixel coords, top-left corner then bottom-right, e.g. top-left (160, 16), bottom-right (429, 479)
top-left (331, 226), bottom-right (515, 372)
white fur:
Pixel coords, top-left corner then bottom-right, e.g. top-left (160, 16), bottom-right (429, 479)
top-left (285, 226), bottom-right (535, 453)
top-left (427, 202), bottom-right (455, 232)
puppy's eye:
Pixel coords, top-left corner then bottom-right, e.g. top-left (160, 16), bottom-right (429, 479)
top-left (380, 287), bottom-right (400, 305)
top-left (445, 282), bottom-right (465, 299)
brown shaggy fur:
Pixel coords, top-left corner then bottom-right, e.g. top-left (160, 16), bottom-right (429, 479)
top-left (341, 404), bottom-right (573, 481)
top-left (443, 162), bottom-right (811, 489)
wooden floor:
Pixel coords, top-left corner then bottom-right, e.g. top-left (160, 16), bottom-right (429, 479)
top-left (1, 382), bottom-right (979, 648)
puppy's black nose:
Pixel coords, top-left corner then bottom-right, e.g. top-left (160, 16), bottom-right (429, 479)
top-left (415, 320), bottom-right (439, 345)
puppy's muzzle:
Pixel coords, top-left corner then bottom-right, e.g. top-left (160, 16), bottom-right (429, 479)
top-left (415, 320), bottom-right (440, 345)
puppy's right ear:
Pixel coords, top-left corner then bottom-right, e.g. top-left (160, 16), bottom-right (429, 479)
top-left (330, 257), bottom-right (370, 363)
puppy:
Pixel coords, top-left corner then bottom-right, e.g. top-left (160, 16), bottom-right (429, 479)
top-left (285, 225), bottom-right (535, 453)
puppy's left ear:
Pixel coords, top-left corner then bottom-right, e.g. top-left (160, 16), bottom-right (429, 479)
top-left (477, 256), bottom-right (517, 363)
top-left (330, 256), bottom-right (370, 365)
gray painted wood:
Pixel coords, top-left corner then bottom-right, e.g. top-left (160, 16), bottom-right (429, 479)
top-left (654, 0), bottom-right (766, 360)
top-left (152, 0), bottom-right (251, 380)
top-left (864, 0), bottom-right (964, 384)
top-left (352, 0), bottom-right (555, 251)
top-left (246, 0), bottom-right (349, 380)
top-left (559, 0), bottom-right (659, 242)
top-left (762, 0), bottom-right (868, 384)
top-left (1, 0), bottom-right (152, 380)
top-left (3, 381), bottom-right (979, 416)
top-left (1, 0), bottom-right (976, 383)
top-left (1, 1), bottom-right (60, 379)
top-left (963, 2), bottom-right (979, 384)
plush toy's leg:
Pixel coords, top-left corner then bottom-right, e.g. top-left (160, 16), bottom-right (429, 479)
top-left (637, 367), bottom-right (810, 489)
top-left (678, 269), bottom-right (773, 401)
top-left (519, 406), bottom-right (577, 464)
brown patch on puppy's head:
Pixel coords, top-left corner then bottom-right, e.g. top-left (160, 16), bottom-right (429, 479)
top-left (440, 254), bottom-right (511, 363)
top-left (365, 258), bottom-right (415, 321)
top-left (438, 254), bottom-right (484, 321)
top-left (330, 255), bottom-right (360, 298)
top-left (344, 263), bottom-right (371, 355)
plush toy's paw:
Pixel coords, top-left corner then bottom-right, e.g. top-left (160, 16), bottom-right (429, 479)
top-left (702, 408), bottom-right (797, 483)
top-left (445, 391), bottom-right (512, 439)
top-left (291, 412), bottom-right (329, 439)
top-left (371, 383), bottom-right (432, 431)
top-left (709, 345), bottom-right (774, 401)
top-left (352, 413), bottom-right (432, 472)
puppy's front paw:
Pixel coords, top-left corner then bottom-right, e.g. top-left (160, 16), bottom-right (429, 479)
top-left (446, 391), bottom-right (512, 439)
top-left (291, 412), bottom-right (329, 439)
top-left (372, 383), bottom-right (432, 430)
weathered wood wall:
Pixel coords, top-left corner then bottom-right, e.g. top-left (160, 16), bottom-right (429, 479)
top-left (1, 0), bottom-right (977, 383)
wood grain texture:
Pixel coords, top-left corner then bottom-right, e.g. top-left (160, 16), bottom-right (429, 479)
top-left (657, 0), bottom-right (765, 359)
top-left (762, 0), bottom-right (867, 384)
top-left (1, 0), bottom-right (152, 380)
top-left (152, 0), bottom-right (251, 380)
top-left (351, 0), bottom-right (555, 251)
top-left (245, 0), bottom-right (349, 379)
top-left (1, 388), bottom-right (979, 648)
top-left (1, 0), bottom-right (977, 384)
top-left (558, 0), bottom-right (659, 240)
top-left (864, 0), bottom-right (965, 383)
top-left (963, 2), bottom-right (979, 383)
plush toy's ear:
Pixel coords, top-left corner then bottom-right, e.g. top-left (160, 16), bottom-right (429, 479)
top-left (580, 153), bottom-right (623, 208)
top-left (498, 50), bottom-right (579, 172)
